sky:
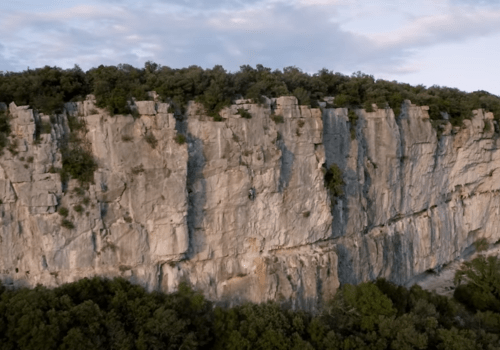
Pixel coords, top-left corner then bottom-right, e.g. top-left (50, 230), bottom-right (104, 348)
top-left (0, 0), bottom-right (499, 96)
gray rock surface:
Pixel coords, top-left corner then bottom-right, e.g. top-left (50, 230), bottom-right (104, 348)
top-left (0, 96), bottom-right (498, 311)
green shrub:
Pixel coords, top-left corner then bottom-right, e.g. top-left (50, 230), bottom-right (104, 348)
top-left (363, 101), bottom-right (374, 112)
top-left (484, 121), bottom-right (492, 132)
top-left (293, 87), bottom-right (311, 106)
top-left (324, 163), bottom-right (344, 203)
top-left (431, 120), bottom-right (447, 139)
top-left (73, 204), bottom-right (83, 214)
top-left (58, 168), bottom-right (69, 183)
top-left (271, 113), bottom-right (284, 124)
top-left (236, 108), bottom-right (252, 119)
top-left (450, 115), bottom-right (466, 127)
top-left (61, 147), bottom-right (97, 184)
top-left (73, 187), bottom-right (85, 196)
top-left (67, 116), bottom-right (85, 133)
top-left (0, 111), bottom-right (11, 135)
top-left (7, 139), bottom-right (18, 155)
top-left (0, 133), bottom-right (8, 154)
top-left (61, 219), bottom-right (75, 229)
top-left (350, 128), bottom-right (355, 140)
top-left (334, 94), bottom-right (348, 107)
top-left (144, 132), bottom-right (158, 149)
top-left (124, 216), bottom-right (133, 223)
top-left (474, 238), bottom-right (489, 252)
top-left (26, 156), bottom-right (34, 163)
top-left (82, 197), bottom-right (91, 206)
top-left (237, 108), bottom-right (252, 119)
top-left (174, 134), bottom-right (186, 145)
top-left (131, 164), bottom-right (145, 175)
top-left (58, 207), bottom-right (69, 217)
top-left (41, 121), bottom-right (52, 134)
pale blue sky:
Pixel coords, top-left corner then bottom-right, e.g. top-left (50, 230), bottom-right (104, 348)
top-left (1, 0), bottom-right (499, 95)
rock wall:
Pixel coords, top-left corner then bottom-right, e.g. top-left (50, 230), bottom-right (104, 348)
top-left (0, 96), bottom-right (498, 311)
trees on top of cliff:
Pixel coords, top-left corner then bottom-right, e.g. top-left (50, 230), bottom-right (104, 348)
top-left (1, 63), bottom-right (500, 126)
top-left (0, 65), bottom-right (90, 114)
top-left (87, 64), bottom-right (149, 115)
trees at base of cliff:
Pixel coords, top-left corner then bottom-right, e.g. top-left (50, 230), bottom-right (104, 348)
top-left (0, 278), bottom-right (214, 350)
top-left (454, 255), bottom-right (500, 313)
top-left (1, 266), bottom-right (500, 349)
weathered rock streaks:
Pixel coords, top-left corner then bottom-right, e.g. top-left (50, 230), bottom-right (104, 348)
top-left (0, 96), bottom-right (498, 311)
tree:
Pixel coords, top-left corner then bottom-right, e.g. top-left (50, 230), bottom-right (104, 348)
top-left (454, 255), bottom-right (500, 313)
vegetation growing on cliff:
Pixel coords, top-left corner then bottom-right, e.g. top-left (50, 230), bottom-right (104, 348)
top-left (1, 64), bottom-right (499, 127)
top-left (324, 163), bottom-right (345, 204)
top-left (0, 110), bottom-right (11, 153)
top-left (1, 255), bottom-right (498, 349)
top-left (61, 146), bottom-right (97, 184)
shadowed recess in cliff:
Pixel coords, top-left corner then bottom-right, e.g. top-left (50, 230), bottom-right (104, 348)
top-left (277, 138), bottom-right (294, 193)
top-left (186, 135), bottom-right (207, 259)
top-left (322, 108), bottom-right (351, 238)
top-left (384, 232), bottom-right (415, 285)
top-left (174, 109), bottom-right (188, 136)
top-left (395, 108), bottom-right (408, 213)
top-left (358, 118), bottom-right (372, 233)
top-left (336, 244), bottom-right (358, 285)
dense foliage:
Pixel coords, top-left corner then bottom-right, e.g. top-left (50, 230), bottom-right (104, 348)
top-left (454, 255), bottom-right (500, 314)
top-left (0, 66), bottom-right (88, 115)
top-left (1, 255), bottom-right (499, 349)
top-left (1, 64), bottom-right (499, 126)
top-left (59, 115), bottom-right (97, 186)
top-left (324, 163), bottom-right (345, 205)
top-left (0, 110), bottom-right (11, 153)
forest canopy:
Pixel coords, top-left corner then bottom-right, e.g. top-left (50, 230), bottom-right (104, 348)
top-left (0, 63), bottom-right (499, 127)
top-left (0, 255), bottom-right (500, 349)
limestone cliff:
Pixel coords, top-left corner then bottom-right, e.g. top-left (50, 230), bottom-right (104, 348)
top-left (0, 95), bottom-right (498, 311)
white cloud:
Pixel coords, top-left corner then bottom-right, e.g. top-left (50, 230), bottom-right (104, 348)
top-left (368, 9), bottom-right (500, 49)
top-left (0, 0), bottom-right (499, 95)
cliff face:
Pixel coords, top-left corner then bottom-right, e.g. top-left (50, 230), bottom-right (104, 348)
top-left (0, 96), bottom-right (498, 310)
